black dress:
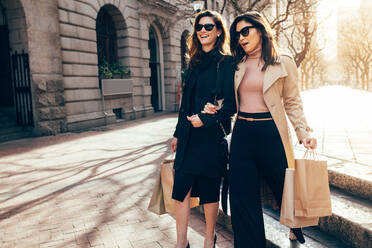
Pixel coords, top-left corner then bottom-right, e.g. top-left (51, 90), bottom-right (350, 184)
top-left (172, 49), bottom-right (236, 204)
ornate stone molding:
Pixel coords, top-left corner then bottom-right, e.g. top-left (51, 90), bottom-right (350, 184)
top-left (147, 14), bottom-right (171, 40)
top-left (138, 0), bottom-right (178, 15)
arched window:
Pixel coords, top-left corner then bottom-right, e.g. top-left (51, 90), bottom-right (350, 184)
top-left (96, 8), bottom-right (117, 65)
top-left (148, 26), bottom-right (162, 112)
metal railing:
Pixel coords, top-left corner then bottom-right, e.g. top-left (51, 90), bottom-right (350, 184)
top-left (11, 51), bottom-right (33, 127)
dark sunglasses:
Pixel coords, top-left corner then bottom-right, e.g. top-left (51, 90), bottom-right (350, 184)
top-left (195, 23), bottom-right (215, 32)
top-left (236, 25), bottom-right (256, 38)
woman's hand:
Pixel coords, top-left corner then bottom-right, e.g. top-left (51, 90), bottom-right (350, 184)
top-left (171, 137), bottom-right (178, 152)
top-left (201, 102), bottom-right (218, 114)
top-left (187, 114), bottom-right (204, 128)
top-left (301, 137), bottom-right (317, 149)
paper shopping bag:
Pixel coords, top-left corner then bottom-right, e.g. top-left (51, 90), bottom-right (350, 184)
top-left (148, 156), bottom-right (199, 215)
top-left (160, 159), bottom-right (176, 213)
top-left (280, 168), bottom-right (319, 228)
top-left (147, 171), bottom-right (166, 215)
top-left (294, 153), bottom-right (332, 218)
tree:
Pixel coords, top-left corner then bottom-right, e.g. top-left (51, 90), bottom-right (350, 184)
top-left (280, 0), bottom-right (318, 67)
top-left (339, 8), bottom-right (372, 90)
top-left (298, 40), bottom-right (326, 90)
top-left (225, 0), bottom-right (319, 69)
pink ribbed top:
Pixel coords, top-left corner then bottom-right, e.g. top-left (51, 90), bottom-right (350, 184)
top-left (238, 47), bottom-right (269, 113)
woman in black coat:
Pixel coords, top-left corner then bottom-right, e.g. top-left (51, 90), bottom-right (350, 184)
top-left (170, 10), bottom-right (236, 248)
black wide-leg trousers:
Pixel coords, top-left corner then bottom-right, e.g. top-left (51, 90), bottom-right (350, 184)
top-left (229, 112), bottom-right (287, 248)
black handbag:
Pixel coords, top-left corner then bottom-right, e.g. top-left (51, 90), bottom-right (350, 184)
top-left (214, 58), bottom-right (230, 214)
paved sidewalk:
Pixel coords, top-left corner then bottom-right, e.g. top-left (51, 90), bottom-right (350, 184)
top-left (299, 86), bottom-right (372, 165)
top-left (0, 114), bottom-right (233, 248)
top-left (294, 86), bottom-right (372, 185)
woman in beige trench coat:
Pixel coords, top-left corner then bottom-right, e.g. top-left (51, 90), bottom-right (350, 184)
top-left (203, 11), bottom-right (317, 247)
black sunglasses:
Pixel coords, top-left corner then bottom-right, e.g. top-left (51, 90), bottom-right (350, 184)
top-left (236, 25), bottom-right (256, 38)
top-left (195, 23), bottom-right (215, 32)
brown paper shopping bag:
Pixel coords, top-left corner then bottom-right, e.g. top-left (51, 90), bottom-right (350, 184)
top-left (294, 151), bottom-right (332, 218)
top-left (280, 168), bottom-right (319, 228)
top-left (148, 156), bottom-right (199, 215)
top-left (147, 171), bottom-right (166, 215)
top-left (160, 159), bottom-right (177, 213)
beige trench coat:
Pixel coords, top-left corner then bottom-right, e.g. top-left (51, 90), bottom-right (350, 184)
top-left (233, 54), bottom-right (312, 170)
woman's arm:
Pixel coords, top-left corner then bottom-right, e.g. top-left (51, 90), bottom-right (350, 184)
top-left (173, 69), bottom-right (190, 137)
top-left (282, 55), bottom-right (313, 143)
top-left (198, 57), bottom-right (237, 127)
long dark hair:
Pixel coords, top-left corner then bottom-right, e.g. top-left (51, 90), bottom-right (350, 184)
top-left (187, 10), bottom-right (230, 68)
top-left (230, 11), bottom-right (280, 70)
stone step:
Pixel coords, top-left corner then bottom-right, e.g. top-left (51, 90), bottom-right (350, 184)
top-left (211, 185), bottom-right (372, 248)
top-left (262, 188), bottom-right (372, 248)
top-left (0, 125), bottom-right (23, 135)
top-left (0, 107), bottom-right (32, 142)
top-left (0, 108), bottom-right (17, 128)
top-left (292, 149), bottom-right (372, 247)
top-left (328, 161), bottom-right (372, 201)
top-left (0, 120), bottom-right (18, 129)
top-left (294, 148), bottom-right (372, 201)
top-left (212, 206), bottom-right (350, 248)
top-left (263, 208), bottom-right (353, 248)
top-left (318, 187), bottom-right (372, 248)
top-left (0, 130), bottom-right (31, 143)
top-left (262, 187), bottom-right (372, 248)
top-left (0, 107), bottom-right (16, 118)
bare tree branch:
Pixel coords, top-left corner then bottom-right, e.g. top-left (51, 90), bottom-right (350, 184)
top-left (271, 0), bottom-right (297, 30)
top-left (220, 0), bottom-right (227, 14)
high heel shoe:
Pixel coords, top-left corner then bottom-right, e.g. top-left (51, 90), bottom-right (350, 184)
top-left (289, 228), bottom-right (305, 244)
top-left (214, 234), bottom-right (217, 248)
top-left (186, 242), bottom-right (190, 248)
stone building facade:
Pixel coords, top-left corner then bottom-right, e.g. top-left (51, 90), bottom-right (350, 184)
top-left (0, 0), bottom-right (203, 138)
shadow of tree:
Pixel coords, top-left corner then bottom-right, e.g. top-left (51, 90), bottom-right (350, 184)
top-left (0, 115), bottom-right (179, 247)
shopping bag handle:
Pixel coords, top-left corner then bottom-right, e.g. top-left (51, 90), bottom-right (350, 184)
top-left (303, 148), bottom-right (319, 160)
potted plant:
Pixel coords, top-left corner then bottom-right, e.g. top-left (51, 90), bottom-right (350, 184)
top-left (98, 60), bottom-right (130, 79)
top-left (110, 62), bottom-right (131, 79)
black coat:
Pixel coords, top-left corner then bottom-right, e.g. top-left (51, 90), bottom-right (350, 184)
top-left (173, 50), bottom-right (236, 178)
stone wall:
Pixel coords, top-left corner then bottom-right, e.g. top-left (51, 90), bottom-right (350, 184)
top-left (58, 0), bottom-right (105, 131)
top-left (3, 0), bottom-right (28, 52)
top-left (20, 0), bottom-right (67, 135)
top-left (163, 24), bottom-right (181, 112)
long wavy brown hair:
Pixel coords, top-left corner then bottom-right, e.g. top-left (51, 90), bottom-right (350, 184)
top-left (187, 10), bottom-right (230, 68)
top-left (230, 11), bottom-right (280, 71)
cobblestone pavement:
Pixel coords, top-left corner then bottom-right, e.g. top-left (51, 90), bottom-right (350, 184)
top-left (0, 86), bottom-right (371, 248)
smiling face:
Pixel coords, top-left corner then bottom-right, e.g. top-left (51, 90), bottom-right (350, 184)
top-left (236, 20), bottom-right (261, 55)
top-left (196, 16), bottom-right (221, 52)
